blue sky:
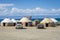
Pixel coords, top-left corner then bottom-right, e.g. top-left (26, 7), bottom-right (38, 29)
top-left (0, 0), bottom-right (60, 8)
top-left (0, 0), bottom-right (60, 18)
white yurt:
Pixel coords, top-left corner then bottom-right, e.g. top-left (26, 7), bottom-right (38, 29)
top-left (40, 18), bottom-right (54, 27)
top-left (50, 18), bottom-right (58, 26)
top-left (1, 18), bottom-right (12, 26)
top-left (11, 19), bottom-right (17, 26)
top-left (18, 17), bottom-right (32, 26)
top-left (50, 18), bottom-right (58, 23)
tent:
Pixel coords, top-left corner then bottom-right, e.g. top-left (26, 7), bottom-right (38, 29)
top-left (18, 17), bottom-right (32, 26)
top-left (50, 18), bottom-right (58, 23)
top-left (11, 19), bottom-right (17, 26)
top-left (11, 19), bottom-right (17, 23)
top-left (1, 18), bottom-right (12, 23)
top-left (50, 18), bottom-right (58, 26)
top-left (1, 18), bottom-right (17, 26)
top-left (40, 18), bottom-right (54, 27)
top-left (19, 17), bottom-right (31, 22)
top-left (1, 18), bottom-right (12, 26)
top-left (33, 19), bottom-right (40, 26)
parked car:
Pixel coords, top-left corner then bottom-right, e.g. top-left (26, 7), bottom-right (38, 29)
top-left (37, 24), bottom-right (44, 29)
top-left (15, 24), bottom-right (23, 29)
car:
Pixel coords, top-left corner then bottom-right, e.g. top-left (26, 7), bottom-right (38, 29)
top-left (15, 24), bottom-right (23, 29)
top-left (37, 24), bottom-right (44, 29)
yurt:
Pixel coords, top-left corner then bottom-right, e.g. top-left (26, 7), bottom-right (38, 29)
top-left (40, 18), bottom-right (54, 27)
top-left (50, 18), bottom-right (58, 26)
top-left (33, 19), bottom-right (40, 26)
top-left (18, 17), bottom-right (32, 26)
top-left (1, 18), bottom-right (12, 26)
top-left (11, 19), bottom-right (17, 26)
top-left (50, 18), bottom-right (58, 23)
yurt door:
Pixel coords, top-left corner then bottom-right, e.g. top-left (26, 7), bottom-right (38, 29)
top-left (3, 23), bottom-right (5, 26)
top-left (46, 23), bottom-right (49, 27)
top-left (25, 23), bottom-right (28, 26)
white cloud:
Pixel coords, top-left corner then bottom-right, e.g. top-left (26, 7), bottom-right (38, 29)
top-left (11, 7), bottom-right (32, 13)
top-left (11, 7), bottom-right (60, 13)
top-left (52, 9), bottom-right (56, 11)
top-left (0, 3), bottom-right (60, 16)
top-left (0, 4), bottom-right (14, 6)
top-left (0, 6), bottom-right (60, 16)
top-left (0, 7), bottom-right (8, 15)
top-left (0, 3), bottom-right (14, 16)
top-left (11, 7), bottom-right (48, 13)
top-left (10, 7), bottom-right (60, 16)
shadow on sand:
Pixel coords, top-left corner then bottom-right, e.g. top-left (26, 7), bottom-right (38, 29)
top-left (37, 28), bottom-right (46, 29)
top-left (15, 28), bottom-right (27, 29)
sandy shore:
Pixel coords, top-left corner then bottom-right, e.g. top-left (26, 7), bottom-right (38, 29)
top-left (0, 26), bottom-right (60, 40)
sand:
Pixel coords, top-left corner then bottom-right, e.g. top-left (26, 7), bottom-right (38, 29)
top-left (0, 26), bottom-right (60, 40)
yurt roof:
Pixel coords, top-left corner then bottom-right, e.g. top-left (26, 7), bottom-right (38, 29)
top-left (33, 19), bottom-right (40, 23)
top-left (19, 17), bottom-right (32, 22)
top-left (40, 18), bottom-right (53, 23)
top-left (11, 19), bottom-right (17, 23)
top-left (1, 18), bottom-right (12, 23)
top-left (50, 18), bottom-right (58, 22)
